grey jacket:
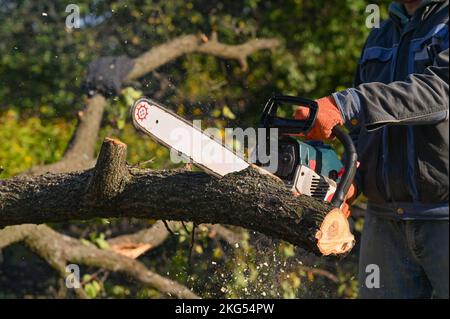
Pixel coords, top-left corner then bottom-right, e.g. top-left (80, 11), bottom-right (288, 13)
top-left (333, 0), bottom-right (449, 219)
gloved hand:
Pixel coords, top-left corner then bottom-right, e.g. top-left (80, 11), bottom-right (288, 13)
top-left (294, 96), bottom-right (344, 140)
top-left (82, 56), bottom-right (135, 98)
top-left (342, 182), bottom-right (358, 218)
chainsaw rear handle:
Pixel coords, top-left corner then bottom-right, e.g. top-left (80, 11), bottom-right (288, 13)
top-left (260, 95), bottom-right (318, 135)
top-left (330, 126), bottom-right (358, 208)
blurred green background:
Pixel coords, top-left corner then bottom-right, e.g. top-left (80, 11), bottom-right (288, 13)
top-left (0, 0), bottom-right (390, 298)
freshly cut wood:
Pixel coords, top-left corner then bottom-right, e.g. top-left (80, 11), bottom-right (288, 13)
top-left (315, 208), bottom-right (355, 255)
top-left (110, 243), bottom-right (153, 259)
top-left (0, 138), bottom-right (355, 256)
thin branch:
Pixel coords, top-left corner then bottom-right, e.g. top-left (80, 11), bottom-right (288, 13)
top-left (297, 265), bottom-right (339, 283)
top-left (107, 220), bottom-right (173, 247)
top-left (207, 224), bottom-right (243, 246)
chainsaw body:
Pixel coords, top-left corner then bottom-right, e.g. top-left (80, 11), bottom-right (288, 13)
top-left (273, 137), bottom-right (343, 202)
top-left (257, 95), bottom-right (357, 208)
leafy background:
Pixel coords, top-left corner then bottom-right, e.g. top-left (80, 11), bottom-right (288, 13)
top-left (0, 0), bottom-right (390, 298)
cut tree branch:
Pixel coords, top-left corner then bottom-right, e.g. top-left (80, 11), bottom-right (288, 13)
top-left (1, 138), bottom-right (354, 255)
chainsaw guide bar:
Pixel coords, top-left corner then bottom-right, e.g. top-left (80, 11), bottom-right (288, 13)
top-left (131, 98), bottom-right (250, 178)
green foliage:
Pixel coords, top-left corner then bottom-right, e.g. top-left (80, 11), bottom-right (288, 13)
top-left (88, 232), bottom-right (110, 250)
top-left (82, 275), bottom-right (102, 298)
top-left (108, 285), bottom-right (133, 298)
top-left (0, 109), bottom-right (74, 177)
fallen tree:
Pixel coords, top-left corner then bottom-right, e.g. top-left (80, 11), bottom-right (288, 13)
top-left (1, 138), bottom-right (355, 255)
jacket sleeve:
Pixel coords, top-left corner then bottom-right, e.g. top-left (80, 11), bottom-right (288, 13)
top-left (332, 48), bottom-right (449, 131)
top-left (345, 49), bottom-right (365, 196)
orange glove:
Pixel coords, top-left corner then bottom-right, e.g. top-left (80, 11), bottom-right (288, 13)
top-left (294, 96), bottom-right (344, 140)
top-left (342, 182), bottom-right (358, 218)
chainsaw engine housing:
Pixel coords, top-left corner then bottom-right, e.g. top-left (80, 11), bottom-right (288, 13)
top-left (264, 137), bottom-right (343, 202)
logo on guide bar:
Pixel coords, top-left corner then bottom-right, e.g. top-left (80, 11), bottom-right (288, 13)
top-left (136, 102), bottom-right (149, 121)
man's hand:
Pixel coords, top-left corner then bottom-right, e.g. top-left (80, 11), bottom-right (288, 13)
top-left (342, 182), bottom-right (358, 218)
top-left (294, 96), bottom-right (344, 140)
top-left (82, 56), bottom-right (135, 98)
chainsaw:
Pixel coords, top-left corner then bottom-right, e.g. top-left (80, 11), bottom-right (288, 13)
top-left (131, 96), bottom-right (357, 211)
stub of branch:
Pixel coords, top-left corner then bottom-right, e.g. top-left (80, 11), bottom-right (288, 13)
top-left (86, 138), bottom-right (129, 201)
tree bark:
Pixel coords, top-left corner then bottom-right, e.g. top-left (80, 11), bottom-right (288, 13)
top-left (1, 138), bottom-right (354, 255)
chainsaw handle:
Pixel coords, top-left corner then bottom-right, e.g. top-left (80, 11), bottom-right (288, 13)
top-left (330, 126), bottom-right (358, 208)
top-left (260, 95), bottom-right (318, 135)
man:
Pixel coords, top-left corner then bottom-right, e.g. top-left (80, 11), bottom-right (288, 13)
top-left (295, 0), bottom-right (448, 298)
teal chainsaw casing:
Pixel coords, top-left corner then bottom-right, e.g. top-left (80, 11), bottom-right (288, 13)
top-left (297, 140), bottom-right (343, 181)
top-left (270, 137), bottom-right (343, 202)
